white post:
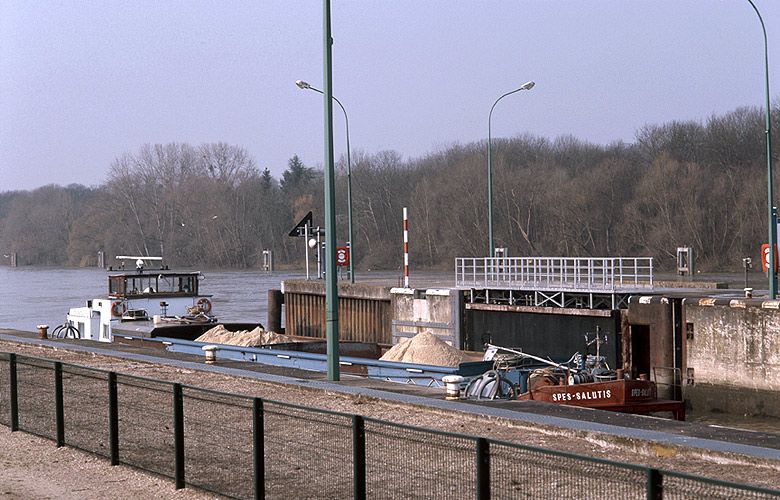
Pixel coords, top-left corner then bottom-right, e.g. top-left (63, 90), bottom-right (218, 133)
top-left (403, 207), bottom-right (410, 288)
top-left (316, 226), bottom-right (322, 279)
top-left (304, 224), bottom-right (310, 280)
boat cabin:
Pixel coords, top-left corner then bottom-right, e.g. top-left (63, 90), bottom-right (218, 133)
top-left (108, 271), bottom-right (200, 298)
top-left (65, 256), bottom-right (215, 342)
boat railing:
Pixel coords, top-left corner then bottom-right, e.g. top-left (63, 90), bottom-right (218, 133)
top-left (109, 290), bottom-right (202, 299)
top-left (455, 256), bottom-right (654, 292)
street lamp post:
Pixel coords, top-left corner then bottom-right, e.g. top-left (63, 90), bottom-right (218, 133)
top-left (487, 81), bottom-right (535, 257)
top-left (746, 0), bottom-right (776, 298)
top-left (296, 80), bottom-right (355, 284)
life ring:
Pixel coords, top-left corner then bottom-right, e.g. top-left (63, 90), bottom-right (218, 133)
top-left (196, 298), bottom-right (212, 314)
top-left (111, 301), bottom-right (126, 317)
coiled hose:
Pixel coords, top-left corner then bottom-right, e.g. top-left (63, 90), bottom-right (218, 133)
top-left (464, 370), bottom-right (517, 400)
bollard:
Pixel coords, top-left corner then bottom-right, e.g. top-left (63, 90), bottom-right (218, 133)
top-left (202, 345), bottom-right (218, 364)
top-left (442, 375), bottom-right (465, 400)
top-left (36, 324), bottom-right (49, 339)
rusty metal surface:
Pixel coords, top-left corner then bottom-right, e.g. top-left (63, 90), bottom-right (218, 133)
top-left (466, 303), bottom-right (614, 317)
top-left (284, 291), bottom-right (391, 344)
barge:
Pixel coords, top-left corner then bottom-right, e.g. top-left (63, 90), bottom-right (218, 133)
top-left (114, 335), bottom-right (495, 386)
top-left (121, 330), bottom-right (684, 420)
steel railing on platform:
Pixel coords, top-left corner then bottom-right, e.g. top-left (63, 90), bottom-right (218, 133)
top-left (1, 351), bottom-right (777, 499)
top-left (455, 256), bottom-right (654, 292)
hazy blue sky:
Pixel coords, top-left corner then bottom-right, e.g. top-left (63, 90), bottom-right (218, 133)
top-left (1, 1), bottom-right (779, 190)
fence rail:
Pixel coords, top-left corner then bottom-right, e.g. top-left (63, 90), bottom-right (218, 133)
top-left (455, 257), bottom-right (654, 292)
top-left (1, 352), bottom-right (777, 499)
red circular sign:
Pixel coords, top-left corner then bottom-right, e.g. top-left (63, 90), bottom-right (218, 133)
top-left (336, 246), bottom-right (350, 267)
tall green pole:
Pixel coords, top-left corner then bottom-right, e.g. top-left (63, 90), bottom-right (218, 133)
top-left (747, 0), bottom-right (776, 299)
top-left (323, 0), bottom-right (340, 380)
top-left (487, 82), bottom-right (535, 257)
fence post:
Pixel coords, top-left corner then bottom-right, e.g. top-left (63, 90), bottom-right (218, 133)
top-left (173, 383), bottom-right (185, 489)
top-left (353, 415), bottom-right (366, 500)
top-left (253, 398), bottom-right (265, 500)
top-left (476, 437), bottom-right (490, 500)
top-left (108, 372), bottom-right (119, 465)
top-left (54, 362), bottom-right (64, 447)
top-left (647, 468), bottom-right (663, 500)
top-left (9, 353), bottom-right (18, 432)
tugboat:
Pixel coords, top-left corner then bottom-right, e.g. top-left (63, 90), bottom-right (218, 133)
top-left (59, 256), bottom-right (224, 342)
top-left (466, 330), bottom-right (685, 420)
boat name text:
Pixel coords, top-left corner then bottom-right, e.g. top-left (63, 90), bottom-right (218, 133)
top-left (551, 389), bottom-right (612, 402)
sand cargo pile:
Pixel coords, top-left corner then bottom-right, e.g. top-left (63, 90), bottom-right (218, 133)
top-left (196, 324), bottom-right (294, 347)
top-left (379, 331), bottom-right (465, 367)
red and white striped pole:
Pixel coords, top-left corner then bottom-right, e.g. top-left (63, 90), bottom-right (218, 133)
top-left (403, 207), bottom-right (410, 288)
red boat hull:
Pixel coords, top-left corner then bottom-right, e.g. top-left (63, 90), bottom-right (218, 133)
top-left (517, 378), bottom-right (685, 420)
top-left (518, 379), bottom-right (656, 407)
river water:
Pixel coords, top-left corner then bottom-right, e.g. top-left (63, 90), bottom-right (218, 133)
top-left (0, 266), bottom-right (310, 332)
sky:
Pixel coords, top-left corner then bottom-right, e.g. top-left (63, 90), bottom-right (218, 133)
top-left (1, 0), bottom-right (779, 191)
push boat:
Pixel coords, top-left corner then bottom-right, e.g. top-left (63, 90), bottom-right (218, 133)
top-left (58, 256), bottom-right (258, 342)
top-left (462, 338), bottom-right (685, 420)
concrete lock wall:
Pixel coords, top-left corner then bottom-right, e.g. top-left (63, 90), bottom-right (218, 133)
top-left (390, 288), bottom-right (463, 348)
top-left (684, 298), bottom-right (780, 417)
top-left (625, 297), bottom-right (683, 400)
top-left (281, 280), bottom-right (393, 344)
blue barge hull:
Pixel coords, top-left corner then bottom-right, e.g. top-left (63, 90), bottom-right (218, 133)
top-left (124, 336), bottom-right (494, 387)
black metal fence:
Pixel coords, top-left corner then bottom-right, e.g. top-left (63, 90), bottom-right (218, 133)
top-left (0, 351), bottom-right (778, 499)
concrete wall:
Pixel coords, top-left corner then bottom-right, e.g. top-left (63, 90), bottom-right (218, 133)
top-left (626, 296), bottom-right (683, 400)
top-left (683, 298), bottom-right (780, 417)
top-left (626, 298), bottom-right (675, 370)
top-left (390, 288), bottom-right (462, 347)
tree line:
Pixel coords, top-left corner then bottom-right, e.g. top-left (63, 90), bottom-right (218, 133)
top-left (1, 104), bottom-right (778, 272)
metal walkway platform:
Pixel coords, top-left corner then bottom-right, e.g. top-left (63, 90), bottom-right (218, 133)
top-left (456, 256), bottom-right (654, 309)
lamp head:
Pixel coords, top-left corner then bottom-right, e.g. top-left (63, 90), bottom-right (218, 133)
top-left (296, 80), bottom-right (311, 90)
top-left (519, 81), bottom-right (535, 91)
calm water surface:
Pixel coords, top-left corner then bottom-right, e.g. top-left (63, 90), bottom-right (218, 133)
top-left (0, 266), bottom-right (312, 332)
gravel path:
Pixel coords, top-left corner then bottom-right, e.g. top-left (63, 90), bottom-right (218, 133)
top-left (0, 425), bottom-right (216, 499)
top-left (1, 339), bottom-right (779, 498)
